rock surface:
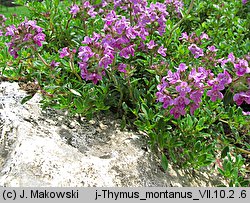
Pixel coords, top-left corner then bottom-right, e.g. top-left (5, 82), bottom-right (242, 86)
top-left (0, 81), bottom-right (225, 187)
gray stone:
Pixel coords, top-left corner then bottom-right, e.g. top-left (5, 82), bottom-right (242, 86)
top-left (0, 81), bottom-right (225, 187)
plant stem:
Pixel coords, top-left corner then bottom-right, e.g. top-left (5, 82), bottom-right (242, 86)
top-left (69, 57), bottom-right (82, 82)
top-left (37, 52), bottom-right (50, 67)
top-left (65, 16), bottom-right (72, 30)
top-left (166, 0), bottom-right (195, 46)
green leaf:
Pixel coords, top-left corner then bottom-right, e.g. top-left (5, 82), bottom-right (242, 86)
top-left (198, 154), bottom-right (207, 163)
top-left (161, 153), bottom-right (169, 171)
top-left (93, 0), bottom-right (102, 4)
top-left (232, 167), bottom-right (239, 179)
top-left (21, 95), bottom-right (34, 104)
top-left (169, 150), bottom-right (177, 163)
top-left (121, 115), bottom-right (126, 130)
top-left (141, 104), bottom-right (148, 119)
top-left (228, 107), bottom-right (234, 118)
top-left (221, 146), bottom-right (229, 159)
top-left (223, 91), bottom-right (233, 105)
top-left (194, 140), bottom-right (201, 152)
top-left (69, 89), bottom-right (81, 96)
top-left (218, 168), bottom-right (225, 176)
top-left (186, 114), bottom-right (193, 128)
top-left (196, 117), bottom-right (206, 131)
top-left (225, 161), bottom-right (232, 174)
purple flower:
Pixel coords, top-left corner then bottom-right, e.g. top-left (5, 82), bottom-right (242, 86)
top-left (78, 46), bottom-right (94, 61)
top-left (166, 70), bottom-right (181, 84)
top-left (169, 106), bottom-right (186, 119)
top-left (234, 59), bottom-right (250, 76)
top-left (217, 70), bottom-right (232, 85)
top-left (157, 76), bottom-right (169, 91)
top-left (0, 14), bottom-right (7, 27)
top-left (7, 42), bottom-right (19, 58)
top-left (88, 8), bottom-right (97, 18)
top-left (162, 95), bottom-right (173, 109)
top-left (114, 18), bottom-right (128, 34)
top-left (157, 46), bottom-right (167, 57)
top-left (207, 45), bottom-right (218, 52)
top-left (80, 64), bottom-right (102, 84)
top-left (50, 60), bottom-right (60, 68)
top-left (99, 54), bottom-right (113, 69)
top-left (200, 32), bottom-right (210, 40)
top-left (83, 1), bottom-right (91, 8)
top-left (5, 20), bottom-right (46, 58)
top-left (69, 5), bottom-right (80, 16)
top-left (218, 58), bottom-right (229, 66)
top-left (92, 32), bottom-right (101, 42)
top-left (126, 27), bottom-right (138, 39)
top-left (190, 90), bottom-right (203, 104)
top-left (33, 33), bottom-right (46, 47)
top-left (188, 67), bottom-right (208, 83)
top-left (208, 78), bottom-right (225, 91)
top-left (233, 92), bottom-right (250, 105)
top-left (207, 89), bottom-right (223, 102)
top-left (228, 52), bottom-right (235, 63)
top-left (104, 10), bottom-right (117, 26)
top-left (82, 36), bottom-right (92, 44)
top-left (59, 47), bottom-right (70, 58)
top-left (0, 14), bottom-right (7, 22)
top-left (23, 33), bottom-right (32, 41)
top-left (173, 96), bottom-right (190, 107)
top-left (242, 0), bottom-right (248, 4)
top-left (119, 45), bottom-right (135, 59)
top-left (188, 44), bottom-right (204, 58)
top-left (5, 25), bottom-right (17, 36)
top-left (178, 63), bottom-right (187, 72)
top-left (179, 32), bottom-right (189, 41)
top-left (147, 40), bottom-right (156, 49)
top-left (89, 73), bottom-right (102, 84)
top-left (118, 63), bottom-right (127, 73)
top-left (138, 27), bottom-right (149, 40)
top-left (243, 111), bottom-right (250, 116)
top-left (175, 81), bottom-right (191, 96)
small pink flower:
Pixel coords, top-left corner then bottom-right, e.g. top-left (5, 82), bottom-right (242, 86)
top-left (118, 63), bottom-right (127, 73)
top-left (147, 40), bottom-right (157, 49)
top-left (178, 63), bottom-right (187, 72)
top-left (208, 45), bottom-right (218, 52)
top-left (207, 89), bottom-right (223, 102)
top-left (242, 0), bottom-right (248, 5)
top-left (200, 32), bottom-right (210, 40)
top-left (179, 32), bottom-right (189, 41)
top-left (50, 60), bottom-right (60, 68)
top-left (157, 46), bottom-right (167, 57)
top-left (69, 5), bottom-right (80, 16)
top-left (59, 47), bottom-right (70, 58)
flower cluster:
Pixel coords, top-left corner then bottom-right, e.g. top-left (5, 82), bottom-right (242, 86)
top-left (69, 1), bottom-right (97, 18)
top-left (165, 0), bottom-right (184, 17)
top-left (5, 19), bottom-right (46, 58)
top-left (156, 64), bottom-right (212, 118)
top-left (219, 52), bottom-right (250, 106)
top-left (180, 32), bottom-right (220, 68)
top-left (157, 32), bottom-right (250, 118)
top-left (67, 0), bottom-right (169, 83)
